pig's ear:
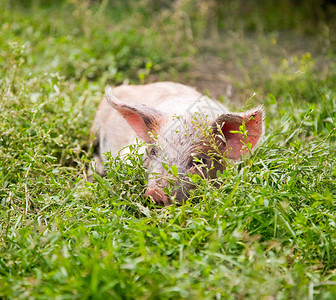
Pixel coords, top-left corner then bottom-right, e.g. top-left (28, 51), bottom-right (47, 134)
top-left (212, 106), bottom-right (265, 160)
top-left (105, 86), bottom-right (164, 142)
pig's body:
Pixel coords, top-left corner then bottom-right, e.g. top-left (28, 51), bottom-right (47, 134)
top-left (90, 82), bottom-right (264, 205)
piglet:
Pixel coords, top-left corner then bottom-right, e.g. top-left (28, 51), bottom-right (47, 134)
top-left (90, 82), bottom-right (264, 206)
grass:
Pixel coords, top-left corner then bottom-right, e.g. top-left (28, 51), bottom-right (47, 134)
top-left (1, 0), bottom-right (336, 299)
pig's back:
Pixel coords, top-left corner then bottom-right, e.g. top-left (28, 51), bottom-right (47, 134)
top-left (112, 81), bottom-right (201, 107)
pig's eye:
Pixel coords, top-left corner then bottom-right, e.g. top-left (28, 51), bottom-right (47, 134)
top-left (190, 155), bottom-right (208, 168)
top-left (194, 156), bottom-right (206, 165)
top-left (149, 147), bottom-right (157, 156)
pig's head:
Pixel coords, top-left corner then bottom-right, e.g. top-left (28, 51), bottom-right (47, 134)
top-left (105, 86), bottom-right (265, 206)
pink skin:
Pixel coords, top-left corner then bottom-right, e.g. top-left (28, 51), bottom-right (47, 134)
top-left (90, 82), bottom-right (265, 206)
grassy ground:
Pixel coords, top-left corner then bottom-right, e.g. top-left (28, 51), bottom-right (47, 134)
top-left (1, 0), bottom-right (336, 299)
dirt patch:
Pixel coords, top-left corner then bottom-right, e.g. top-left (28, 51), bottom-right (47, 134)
top-left (183, 55), bottom-right (242, 104)
top-left (170, 31), bottom-right (330, 106)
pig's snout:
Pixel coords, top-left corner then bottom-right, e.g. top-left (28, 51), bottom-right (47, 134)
top-left (144, 188), bottom-right (170, 206)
